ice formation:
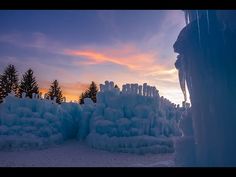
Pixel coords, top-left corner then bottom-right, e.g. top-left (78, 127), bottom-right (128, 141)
top-left (174, 106), bottom-right (195, 166)
top-left (0, 93), bottom-right (81, 151)
top-left (83, 81), bottom-right (182, 154)
top-left (0, 81), bottom-right (183, 154)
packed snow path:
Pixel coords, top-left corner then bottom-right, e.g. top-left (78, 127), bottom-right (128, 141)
top-left (0, 140), bottom-right (175, 167)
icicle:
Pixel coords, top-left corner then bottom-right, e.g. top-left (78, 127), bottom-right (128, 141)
top-left (184, 10), bottom-right (189, 25)
top-left (196, 10), bottom-right (202, 48)
top-left (206, 10), bottom-right (210, 34)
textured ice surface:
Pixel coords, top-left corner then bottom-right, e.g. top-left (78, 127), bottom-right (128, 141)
top-left (83, 81), bottom-right (182, 154)
top-left (0, 95), bottom-right (81, 150)
top-left (0, 82), bottom-right (182, 155)
top-left (87, 133), bottom-right (174, 154)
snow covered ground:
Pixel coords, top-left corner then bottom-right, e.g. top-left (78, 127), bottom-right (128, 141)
top-left (0, 140), bottom-right (175, 167)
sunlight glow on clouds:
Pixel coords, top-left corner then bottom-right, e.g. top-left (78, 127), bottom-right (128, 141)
top-left (0, 10), bottom-right (186, 104)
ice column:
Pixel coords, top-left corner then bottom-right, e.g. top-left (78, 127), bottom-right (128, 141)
top-left (127, 84), bottom-right (131, 94)
top-left (105, 81), bottom-right (109, 91)
top-left (143, 83), bottom-right (147, 96)
top-left (100, 84), bottom-right (104, 92)
top-left (150, 87), bottom-right (153, 97)
top-left (138, 85), bottom-right (142, 95)
top-left (122, 85), bottom-right (126, 93)
top-left (131, 84), bottom-right (135, 94)
top-left (134, 84), bottom-right (138, 95)
top-left (147, 85), bottom-right (151, 97)
top-left (153, 87), bottom-right (158, 97)
top-left (110, 81), bottom-right (114, 89)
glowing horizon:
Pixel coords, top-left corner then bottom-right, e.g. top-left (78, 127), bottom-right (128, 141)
top-left (0, 10), bottom-right (186, 105)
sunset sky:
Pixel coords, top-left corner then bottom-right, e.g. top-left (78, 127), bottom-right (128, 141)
top-left (0, 10), bottom-right (186, 105)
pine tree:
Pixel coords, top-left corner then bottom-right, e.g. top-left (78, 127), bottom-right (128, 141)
top-left (79, 81), bottom-right (98, 104)
top-left (0, 64), bottom-right (19, 102)
top-left (79, 92), bottom-right (86, 104)
top-left (114, 84), bottom-right (119, 89)
top-left (46, 80), bottom-right (64, 104)
top-left (88, 81), bottom-right (98, 102)
top-left (18, 68), bottom-right (39, 98)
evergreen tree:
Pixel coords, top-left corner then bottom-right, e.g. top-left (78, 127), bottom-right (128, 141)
top-left (88, 81), bottom-right (98, 102)
top-left (0, 64), bottom-right (19, 102)
top-left (114, 84), bottom-right (119, 89)
top-left (18, 68), bottom-right (39, 98)
top-left (79, 91), bottom-right (87, 104)
top-left (46, 80), bottom-right (63, 104)
top-left (79, 81), bottom-right (98, 104)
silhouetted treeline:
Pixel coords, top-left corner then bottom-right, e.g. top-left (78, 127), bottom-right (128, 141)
top-left (0, 64), bottom-right (106, 105)
top-left (0, 64), bottom-right (65, 104)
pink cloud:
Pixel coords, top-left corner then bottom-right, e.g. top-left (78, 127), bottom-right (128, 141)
top-left (62, 43), bottom-right (183, 103)
top-left (0, 11), bottom-right (185, 104)
top-left (65, 46), bottom-right (167, 71)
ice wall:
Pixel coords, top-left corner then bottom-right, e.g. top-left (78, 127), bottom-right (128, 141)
top-left (0, 82), bottom-right (183, 154)
top-left (174, 10), bottom-right (236, 166)
top-left (0, 93), bottom-right (82, 150)
top-left (84, 81), bottom-right (182, 154)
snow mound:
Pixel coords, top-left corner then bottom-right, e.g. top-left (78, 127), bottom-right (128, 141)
top-left (0, 94), bottom-right (82, 151)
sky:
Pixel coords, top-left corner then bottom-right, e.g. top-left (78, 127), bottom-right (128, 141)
top-left (0, 10), bottom-right (186, 105)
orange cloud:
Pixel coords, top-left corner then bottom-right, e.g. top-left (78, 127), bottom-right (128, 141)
top-left (64, 46), bottom-right (173, 75)
top-left (63, 46), bottom-right (182, 102)
top-left (65, 49), bottom-right (139, 70)
top-left (64, 48), bottom-right (178, 94)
